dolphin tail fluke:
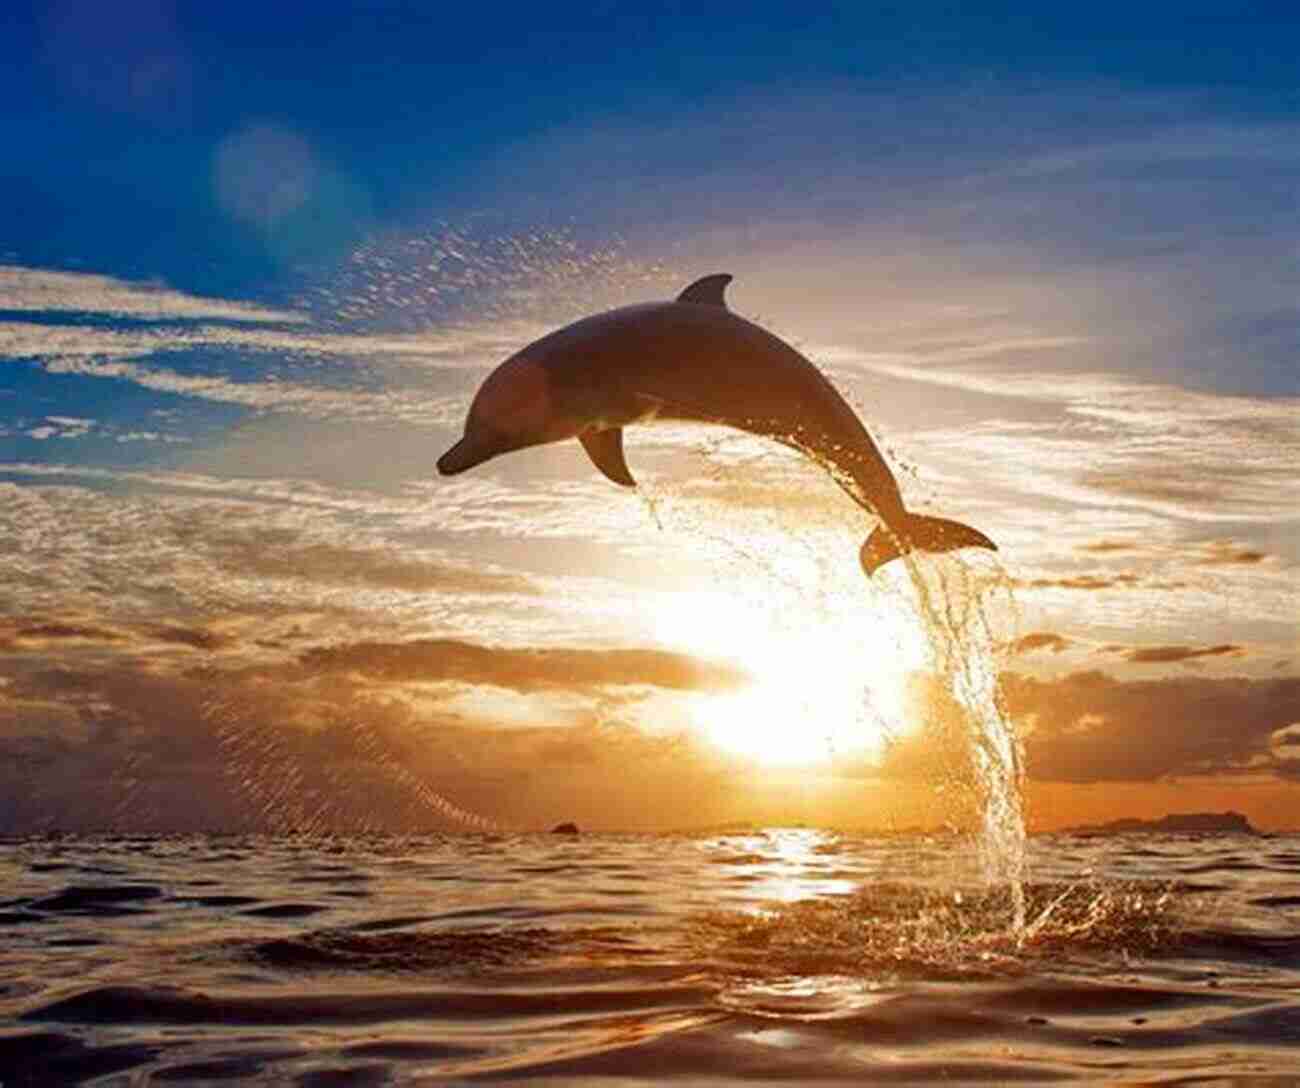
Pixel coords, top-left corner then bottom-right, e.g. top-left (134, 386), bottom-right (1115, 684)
top-left (860, 514), bottom-right (996, 576)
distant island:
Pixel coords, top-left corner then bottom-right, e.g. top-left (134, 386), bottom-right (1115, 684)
top-left (1064, 811), bottom-right (1258, 836)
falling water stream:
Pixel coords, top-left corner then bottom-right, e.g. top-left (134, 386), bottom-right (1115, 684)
top-left (900, 550), bottom-right (1028, 931)
top-left (637, 456), bottom-right (1029, 935)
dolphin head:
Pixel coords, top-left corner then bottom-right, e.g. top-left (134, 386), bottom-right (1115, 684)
top-left (438, 351), bottom-right (573, 476)
top-left (436, 428), bottom-right (506, 476)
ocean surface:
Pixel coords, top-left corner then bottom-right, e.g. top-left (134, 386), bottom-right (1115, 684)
top-left (2, 829), bottom-right (1299, 1085)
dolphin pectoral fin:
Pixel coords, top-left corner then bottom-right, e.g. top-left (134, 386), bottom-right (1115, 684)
top-left (676, 274), bottom-right (733, 308)
top-left (579, 427), bottom-right (637, 487)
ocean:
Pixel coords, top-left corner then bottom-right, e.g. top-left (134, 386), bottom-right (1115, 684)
top-left (2, 829), bottom-right (1298, 1085)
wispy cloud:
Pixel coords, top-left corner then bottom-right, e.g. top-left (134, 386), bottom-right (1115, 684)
top-left (0, 474), bottom-right (644, 654)
top-left (297, 638), bottom-right (746, 693)
top-left (1118, 643), bottom-right (1244, 665)
top-left (35, 353), bottom-right (464, 425)
top-left (0, 317), bottom-right (536, 366)
top-left (0, 265), bottom-right (306, 323)
top-left (1193, 540), bottom-right (1273, 567)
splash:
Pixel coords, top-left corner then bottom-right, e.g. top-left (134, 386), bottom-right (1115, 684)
top-left (638, 470), bottom-right (929, 769)
top-left (205, 695), bottom-right (496, 835)
top-left (896, 551), bottom-right (1027, 930)
top-left (693, 879), bottom-right (1189, 982)
top-left (306, 222), bottom-right (677, 332)
top-left (638, 438), bottom-right (1027, 927)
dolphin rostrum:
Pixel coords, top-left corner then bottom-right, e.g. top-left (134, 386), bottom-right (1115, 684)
top-left (438, 274), bottom-right (995, 575)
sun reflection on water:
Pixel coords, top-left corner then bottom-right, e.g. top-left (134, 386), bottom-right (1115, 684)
top-left (702, 828), bottom-right (858, 904)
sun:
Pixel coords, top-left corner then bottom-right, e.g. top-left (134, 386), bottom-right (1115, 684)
top-left (648, 568), bottom-right (932, 767)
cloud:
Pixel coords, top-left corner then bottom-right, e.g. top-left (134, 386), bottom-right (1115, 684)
top-left (28, 353), bottom-right (464, 427)
top-left (0, 296), bottom-right (549, 429)
top-left (1079, 539), bottom-right (1140, 555)
top-left (1270, 724), bottom-right (1300, 780)
top-left (3, 622), bottom-right (1295, 832)
top-left (210, 538), bottom-right (539, 597)
top-left (296, 638), bottom-right (747, 694)
top-left (144, 625), bottom-right (232, 651)
top-left (0, 641), bottom-right (737, 833)
top-left (1074, 537), bottom-right (1275, 568)
top-left (1194, 540), bottom-right (1271, 566)
top-left (1270, 724), bottom-right (1300, 751)
top-left (0, 265), bottom-right (304, 323)
top-left (1004, 669), bottom-right (1300, 783)
top-left (8, 621), bottom-right (126, 644)
top-left (0, 317), bottom-right (531, 367)
top-left (0, 479), bottom-right (581, 657)
top-left (1014, 632), bottom-right (1071, 655)
top-left (1121, 643), bottom-right (1243, 665)
top-left (1019, 573), bottom-right (1147, 591)
top-left (859, 365), bottom-right (1299, 526)
top-left (0, 615), bottom-right (233, 655)
top-left (0, 618), bottom-right (131, 654)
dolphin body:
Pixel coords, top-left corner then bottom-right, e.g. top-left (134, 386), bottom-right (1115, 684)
top-left (438, 274), bottom-right (995, 575)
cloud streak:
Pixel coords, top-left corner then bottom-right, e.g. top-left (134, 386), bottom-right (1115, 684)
top-left (297, 638), bottom-right (747, 694)
top-left (1120, 644), bottom-right (1243, 665)
top-left (0, 265), bottom-right (306, 323)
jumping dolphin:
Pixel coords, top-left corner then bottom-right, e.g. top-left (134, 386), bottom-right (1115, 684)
top-left (438, 274), bottom-right (995, 575)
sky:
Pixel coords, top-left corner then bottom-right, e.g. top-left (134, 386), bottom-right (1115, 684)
top-left (1, 2), bottom-right (1298, 833)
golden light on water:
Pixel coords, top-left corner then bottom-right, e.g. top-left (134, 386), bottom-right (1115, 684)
top-left (649, 571), bottom-right (932, 768)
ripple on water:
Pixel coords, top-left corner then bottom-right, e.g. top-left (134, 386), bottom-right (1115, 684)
top-left (243, 926), bottom-right (565, 973)
top-left (241, 903), bottom-right (328, 919)
top-left (31, 884), bottom-right (164, 914)
top-left (21, 977), bottom-right (716, 1027)
top-left (1251, 894), bottom-right (1300, 908)
top-left (691, 880), bottom-right (1197, 980)
top-left (0, 1031), bottom-right (160, 1084)
top-left (188, 894), bottom-right (261, 907)
top-left (3, 833), bottom-right (1299, 1084)
top-left (0, 910), bottom-right (47, 925)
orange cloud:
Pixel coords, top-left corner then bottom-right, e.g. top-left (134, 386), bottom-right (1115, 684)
top-left (296, 638), bottom-right (747, 693)
top-left (210, 538), bottom-right (538, 596)
top-left (0, 648), bottom-right (736, 833)
top-left (1122, 644), bottom-right (1243, 664)
top-left (1078, 539), bottom-right (1139, 554)
top-left (1014, 632), bottom-right (1071, 655)
top-left (1017, 573), bottom-right (1187, 591)
top-left (1195, 540), bottom-right (1271, 566)
top-left (1005, 669), bottom-right (1300, 783)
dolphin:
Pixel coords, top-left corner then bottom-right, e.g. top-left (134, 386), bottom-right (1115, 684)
top-left (438, 274), bottom-right (995, 575)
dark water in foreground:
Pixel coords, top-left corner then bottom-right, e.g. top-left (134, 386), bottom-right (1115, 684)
top-left (2, 830), bottom-right (1299, 1085)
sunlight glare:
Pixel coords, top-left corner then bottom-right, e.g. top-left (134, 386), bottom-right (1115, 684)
top-left (650, 569), bottom-right (931, 767)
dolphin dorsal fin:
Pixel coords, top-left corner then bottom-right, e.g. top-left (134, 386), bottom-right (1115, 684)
top-left (676, 273), bottom-right (732, 308)
top-left (579, 427), bottom-right (637, 488)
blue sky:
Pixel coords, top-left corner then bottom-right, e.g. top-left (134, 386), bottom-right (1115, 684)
top-left (7, 4), bottom-right (1300, 293)
top-left (1, 3), bottom-right (1298, 831)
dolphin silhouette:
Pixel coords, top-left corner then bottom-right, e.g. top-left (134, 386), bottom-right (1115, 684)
top-left (438, 274), bottom-right (995, 575)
